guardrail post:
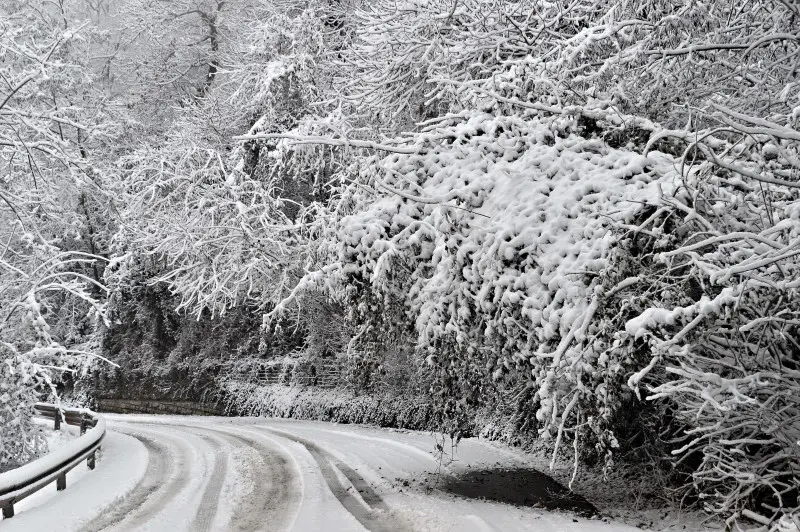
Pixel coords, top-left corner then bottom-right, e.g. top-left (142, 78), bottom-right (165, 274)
top-left (3, 404), bottom-right (106, 517)
top-left (1, 502), bottom-right (13, 519)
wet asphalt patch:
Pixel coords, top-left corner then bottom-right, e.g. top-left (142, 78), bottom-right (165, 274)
top-left (440, 467), bottom-right (597, 517)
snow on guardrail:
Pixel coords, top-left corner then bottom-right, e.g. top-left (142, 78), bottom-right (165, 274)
top-left (0, 403), bottom-right (105, 519)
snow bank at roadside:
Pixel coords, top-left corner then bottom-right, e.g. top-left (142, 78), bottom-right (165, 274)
top-left (1, 430), bottom-right (148, 530)
top-left (34, 417), bottom-right (80, 454)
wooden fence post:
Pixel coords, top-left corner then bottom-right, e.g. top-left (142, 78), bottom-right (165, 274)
top-left (54, 409), bottom-right (61, 431)
top-left (56, 473), bottom-right (66, 491)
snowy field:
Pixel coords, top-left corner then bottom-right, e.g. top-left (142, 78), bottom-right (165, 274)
top-left (2, 415), bottom-right (650, 532)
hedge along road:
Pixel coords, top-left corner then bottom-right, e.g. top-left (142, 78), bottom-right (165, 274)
top-left (1, 415), bottom-right (641, 532)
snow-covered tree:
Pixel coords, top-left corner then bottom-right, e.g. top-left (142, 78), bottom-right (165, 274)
top-left (12, 0), bottom-right (791, 524)
top-left (0, 0), bottom-right (116, 470)
top-left (111, 0), bottom-right (351, 318)
top-left (255, 0), bottom-right (800, 524)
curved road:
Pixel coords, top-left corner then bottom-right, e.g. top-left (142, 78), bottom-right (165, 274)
top-left (4, 416), bottom-right (641, 532)
top-left (82, 418), bottom-right (403, 532)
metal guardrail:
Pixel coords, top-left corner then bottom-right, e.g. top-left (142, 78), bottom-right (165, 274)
top-left (0, 403), bottom-right (106, 519)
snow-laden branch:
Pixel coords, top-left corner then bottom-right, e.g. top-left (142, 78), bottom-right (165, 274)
top-left (232, 133), bottom-right (420, 154)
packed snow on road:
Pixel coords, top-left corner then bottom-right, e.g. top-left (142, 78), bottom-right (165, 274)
top-left (3, 415), bottom-right (637, 532)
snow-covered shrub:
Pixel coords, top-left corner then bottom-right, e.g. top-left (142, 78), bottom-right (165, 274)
top-left (0, 350), bottom-right (47, 473)
top-left (277, 104), bottom-right (671, 445)
top-left (622, 150), bottom-right (800, 521)
top-left (256, 1), bottom-right (800, 524)
top-left (96, 0), bottom-right (800, 524)
top-left (220, 381), bottom-right (437, 430)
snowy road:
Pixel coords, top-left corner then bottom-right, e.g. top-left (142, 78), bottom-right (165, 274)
top-left (2, 416), bottom-right (640, 532)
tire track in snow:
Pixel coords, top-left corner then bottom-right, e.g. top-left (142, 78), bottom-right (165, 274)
top-left (207, 427), bottom-right (302, 532)
top-left (88, 418), bottom-right (413, 531)
top-left (187, 431), bottom-right (228, 532)
top-left (261, 424), bottom-right (454, 476)
top-left (255, 426), bottom-right (407, 532)
top-left (81, 427), bottom-right (192, 531)
top-left (142, 422), bottom-right (304, 532)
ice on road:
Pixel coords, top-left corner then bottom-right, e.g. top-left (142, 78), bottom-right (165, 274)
top-left (1, 415), bottom-right (640, 531)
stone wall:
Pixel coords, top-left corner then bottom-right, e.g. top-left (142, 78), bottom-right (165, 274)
top-left (96, 398), bottom-right (226, 416)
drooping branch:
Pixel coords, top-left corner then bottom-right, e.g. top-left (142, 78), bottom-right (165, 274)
top-left (233, 132), bottom-right (420, 154)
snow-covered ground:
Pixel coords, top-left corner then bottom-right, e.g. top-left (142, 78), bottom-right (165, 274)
top-left (3, 429), bottom-right (147, 531)
top-left (3, 415), bottom-right (679, 531)
top-left (34, 417), bottom-right (81, 453)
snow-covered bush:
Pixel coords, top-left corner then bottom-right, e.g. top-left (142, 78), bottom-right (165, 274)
top-left (91, 0), bottom-right (800, 524)
top-left (220, 381), bottom-right (436, 430)
top-left (257, 0), bottom-right (800, 524)
top-left (0, 349), bottom-right (47, 473)
top-left (275, 104), bottom-right (672, 450)
top-left (626, 148), bottom-right (800, 522)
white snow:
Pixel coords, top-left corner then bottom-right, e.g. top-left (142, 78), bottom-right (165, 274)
top-left (4, 414), bottom-right (653, 531)
top-left (0, 415), bottom-right (106, 498)
top-left (1, 430), bottom-right (147, 531)
top-left (35, 417), bottom-right (80, 452)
